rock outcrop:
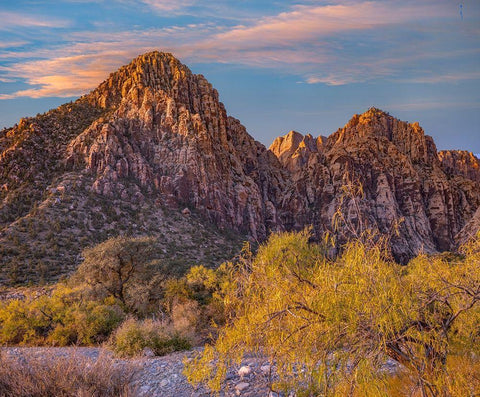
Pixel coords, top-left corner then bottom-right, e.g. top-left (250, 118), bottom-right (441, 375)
top-left (438, 150), bottom-right (480, 183)
top-left (271, 108), bottom-right (480, 262)
top-left (1, 52), bottom-right (479, 283)
top-left (65, 52), bottom-right (285, 240)
top-left (456, 206), bottom-right (480, 245)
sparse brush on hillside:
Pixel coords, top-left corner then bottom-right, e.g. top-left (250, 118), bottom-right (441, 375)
top-left (184, 229), bottom-right (480, 396)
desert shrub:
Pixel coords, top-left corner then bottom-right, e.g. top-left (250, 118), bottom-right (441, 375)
top-left (163, 262), bottom-right (237, 341)
top-left (0, 285), bottom-right (125, 346)
top-left (0, 349), bottom-right (137, 396)
top-left (170, 299), bottom-right (200, 335)
top-left (185, 230), bottom-right (480, 396)
top-left (109, 317), bottom-right (191, 357)
top-left (74, 236), bottom-right (174, 315)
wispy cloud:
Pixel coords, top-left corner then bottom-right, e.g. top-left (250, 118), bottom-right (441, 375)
top-left (0, 1), bottom-right (477, 99)
top-left (203, 1), bottom-right (451, 47)
top-left (399, 71), bottom-right (480, 84)
top-left (0, 12), bottom-right (70, 29)
top-left (140, 0), bottom-right (197, 12)
top-left (0, 50), bottom-right (154, 99)
top-left (0, 40), bottom-right (29, 49)
top-left (0, 26), bottom-right (217, 98)
top-left (177, 1), bottom-right (455, 84)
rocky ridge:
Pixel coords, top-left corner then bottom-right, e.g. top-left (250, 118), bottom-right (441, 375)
top-left (271, 109), bottom-right (480, 262)
top-left (438, 150), bottom-right (480, 183)
top-left (1, 51), bottom-right (479, 283)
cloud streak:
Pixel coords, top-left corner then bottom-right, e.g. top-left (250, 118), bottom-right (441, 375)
top-left (140, 0), bottom-right (197, 12)
top-left (0, 12), bottom-right (70, 29)
top-left (0, 1), bottom-right (478, 99)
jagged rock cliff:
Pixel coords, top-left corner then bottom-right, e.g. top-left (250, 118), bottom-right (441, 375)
top-left (271, 109), bottom-right (480, 262)
top-left (65, 52), bottom-right (285, 240)
top-left (1, 52), bottom-right (479, 283)
top-left (438, 150), bottom-right (480, 183)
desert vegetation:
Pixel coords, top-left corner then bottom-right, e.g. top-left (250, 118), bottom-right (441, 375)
top-left (0, 235), bottom-right (234, 354)
top-left (1, 230), bottom-right (479, 395)
top-left (184, 230), bottom-right (480, 396)
top-left (0, 349), bottom-right (137, 397)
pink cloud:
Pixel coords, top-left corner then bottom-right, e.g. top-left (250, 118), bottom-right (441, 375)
top-left (0, 1), bottom-right (471, 99)
top-left (206, 2), bottom-right (451, 48)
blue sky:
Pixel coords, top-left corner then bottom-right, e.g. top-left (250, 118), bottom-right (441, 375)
top-left (0, 0), bottom-right (479, 152)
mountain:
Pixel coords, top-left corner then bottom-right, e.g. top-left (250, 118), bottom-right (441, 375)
top-left (1, 52), bottom-right (271, 284)
top-left (1, 52), bottom-right (479, 284)
top-left (270, 109), bottom-right (480, 262)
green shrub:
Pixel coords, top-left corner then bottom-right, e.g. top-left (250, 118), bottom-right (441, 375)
top-left (109, 317), bottom-right (191, 357)
top-left (0, 285), bottom-right (125, 346)
top-left (163, 263), bottom-right (237, 340)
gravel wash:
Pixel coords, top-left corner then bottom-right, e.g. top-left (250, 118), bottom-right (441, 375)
top-left (1, 347), bottom-right (277, 396)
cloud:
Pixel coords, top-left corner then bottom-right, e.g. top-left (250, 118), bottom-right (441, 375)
top-left (0, 1), bottom-right (476, 99)
top-left (0, 26), bottom-right (217, 99)
top-left (140, 0), bottom-right (197, 12)
top-left (172, 0), bottom-right (456, 83)
top-left (0, 12), bottom-right (70, 29)
top-left (0, 50), bottom-right (150, 99)
top-left (0, 40), bottom-right (29, 49)
top-left (204, 1), bottom-right (451, 48)
top-left (386, 100), bottom-right (480, 111)
top-left (399, 71), bottom-right (480, 84)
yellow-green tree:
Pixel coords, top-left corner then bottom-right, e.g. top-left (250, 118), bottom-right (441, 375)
top-left (184, 230), bottom-right (480, 396)
top-left (0, 284), bottom-right (124, 345)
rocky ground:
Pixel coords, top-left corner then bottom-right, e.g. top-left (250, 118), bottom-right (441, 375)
top-left (1, 347), bottom-right (282, 396)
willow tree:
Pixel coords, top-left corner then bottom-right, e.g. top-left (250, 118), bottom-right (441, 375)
top-left (184, 230), bottom-right (480, 396)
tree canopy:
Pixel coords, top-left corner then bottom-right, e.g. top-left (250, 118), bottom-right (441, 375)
top-left (74, 236), bottom-right (169, 313)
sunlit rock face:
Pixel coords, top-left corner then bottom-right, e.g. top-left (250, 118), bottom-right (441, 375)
top-left (65, 52), bottom-right (286, 240)
top-left (1, 52), bottom-right (479, 283)
top-left (438, 150), bottom-right (480, 183)
top-left (270, 108), bottom-right (480, 262)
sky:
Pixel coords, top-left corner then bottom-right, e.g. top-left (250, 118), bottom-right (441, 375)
top-left (0, 0), bottom-right (479, 153)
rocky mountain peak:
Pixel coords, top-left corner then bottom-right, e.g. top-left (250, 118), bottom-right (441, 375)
top-left (63, 51), bottom-right (287, 243)
top-left (269, 131), bottom-right (304, 159)
top-left (336, 107), bottom-right (393, 138)
top-left (269, 131), bottom-right (321, 172)
top-left (85, 51), bottom-right (209, 112)
top-left (439, 150), bottom-right (480, 182)
top-left (328, 107), bottom-right (438, 165)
